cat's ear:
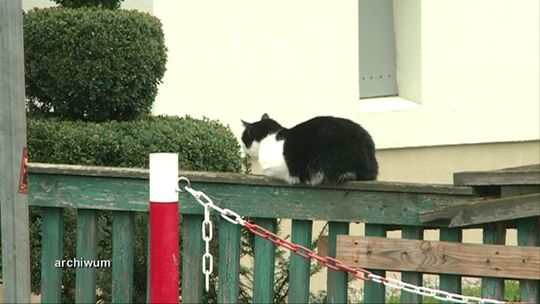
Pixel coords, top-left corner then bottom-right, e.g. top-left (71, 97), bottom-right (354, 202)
top-left (261, 113), bottom-right (270, 120)
top-left (241, 120), bottom-right (251, 128)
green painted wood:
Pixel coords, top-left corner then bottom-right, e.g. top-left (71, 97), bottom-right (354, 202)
top-left (218, 218), bottom-right (241, 303)
top-left (326, 221), bottom-right (349, 304)
top-left (288, 219), bottom-right (313, 304)
top-left (0, 1), bottom-right (31, 301)
top-left (401, 226), bottom-right (423, 304)
top-left (40, 208), bottom-right (64, 303)
top-left (29, 173), bottom-right (475, 226)
top-left (253, 218), bottom-right (277, 303)
top-left (146, 213), bottom-right (151, 303)
top-left (29, 163), bottom-right (474, 195)
top-left (177, 185), bottom-right (467, 226)
top-left (481, 222), bottom-right (505, 300)
top-left (75, 209), bottom-right (99, 304)
top-left (439, 227), bottom-right (462, 304)
top-left (112, 211), bottom-right (134, 303)
top-left (29, 174), bottom-right (149, 212)
top-left (517, 217), bottom-right (540, 303)
top-left (364, 224), bottom-right (386, 304)
top-left (181, 215), bottom-right (205, 303)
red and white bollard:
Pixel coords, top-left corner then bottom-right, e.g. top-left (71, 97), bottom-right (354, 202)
top-left (149, 153), bottom-right (179, 303)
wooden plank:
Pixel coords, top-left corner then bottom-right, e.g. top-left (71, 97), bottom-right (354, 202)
top-left (112, 211), bottom-right (134, 303)
top-left (364, 224), bottom-right (386, 304)
top-left (335, 235), bottom-right (540, 280)
top-left (439, 227), bottom-right (462, 304)
top-left (181, 215), bottom-right (205, 303)
top-left (40, 208), bottom-right (64, 303)
top-left (29, 174), bottom-right (149, 212)
top-left (29, 173), bottom-right (476, 226)
top-left (502, 186), bottom-right (539, 303)
top-left (481, 223), bottom-right (506, 300)
top-left (401, 226), bottom-right (423, 304)
top-left (454, 164), bottom-right (540, 186)
top-left (517, 217), bottom-right (540, 303)
top-left (288, 220), bottom-right (313, 304)
top-left (419, 193), bottom-right (540, 227)
top-left (217, 218), bottom-right (241, 303)
top-left (29, 162), bottom-right (474, 195)
top-left (75, 209), bottom-right (99, 303)
top-left (326, 222), bottom-right (349, 304)
top-left (0, 0), bottom-right (31, 301)
top-left (253, 218), bottom-right (277, 303)
top-left (115, 187), bottom-right (476, 226)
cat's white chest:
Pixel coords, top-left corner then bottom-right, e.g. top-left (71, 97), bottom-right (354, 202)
top-left (258, 135), bottom-right (299, 184)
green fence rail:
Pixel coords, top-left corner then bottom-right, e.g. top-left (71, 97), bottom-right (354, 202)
top-left (27, 163), bottom-right (540, 303)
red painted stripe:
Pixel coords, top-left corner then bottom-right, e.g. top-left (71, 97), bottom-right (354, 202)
top-left (150, 201), bottom-right (179, 303)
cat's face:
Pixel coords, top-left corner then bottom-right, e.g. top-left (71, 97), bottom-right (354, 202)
top-left (241, 113), bottom-right (282, 159)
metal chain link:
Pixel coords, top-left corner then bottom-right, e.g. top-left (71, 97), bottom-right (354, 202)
top-left (201, 202), bottom-right (213, 291)
top-left (369, 274), bottom-right (505, 304)
top-left (178, 177), bottom-right (510, 304)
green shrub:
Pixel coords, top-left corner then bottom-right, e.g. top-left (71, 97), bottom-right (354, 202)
top-left (24, 8), bottom-right (167, 121)
top-left (53, 0), bottom-right (124, 9)
top-left (27, 116), bottom-right (242, 172)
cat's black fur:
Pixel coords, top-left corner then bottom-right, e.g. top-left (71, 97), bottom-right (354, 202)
top-left (241, 114), bottom-right (378, 184)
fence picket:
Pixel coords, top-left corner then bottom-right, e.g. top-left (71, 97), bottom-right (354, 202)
top-left (439, 227), bottom-right (463, 304)
top-left (481, 222), bottom-right (506, 300)
top-left (288, 219), bottom-right (313, 304)
top-left (517, 217), bottom-right (540, 302)
top-left (253, 218), bottom-right (277, 303)
top-left (217, 217), bottom-right (241, 303)
top-left (181, 214), bottom-right (205, 303)
top-left (401, 226), bottom-right (423, 303)
top-left (112, 211), bottom-right (134, 303)
top-left (40, 208), bottom-right (64, 303)
top-left (364, 224), bottom-right (386, 304)
top-left (75, 209), bottom-right (98, 303)
top-left (327, 221), bottom-right (349, 303)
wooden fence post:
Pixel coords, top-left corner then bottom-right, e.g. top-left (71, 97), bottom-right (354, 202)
top-left (0, 0), bottom-right (31, 302)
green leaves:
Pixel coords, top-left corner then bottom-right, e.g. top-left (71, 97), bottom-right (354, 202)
top-left (53, 0), bottom-right (125, 9)
top-left (24, 7), bottom-right (167, 122)
top-left (27, 116), bottom-right (243, 172)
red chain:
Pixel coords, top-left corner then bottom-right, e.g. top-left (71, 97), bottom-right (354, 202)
top-left (243, 221), bottom-right (373, 282)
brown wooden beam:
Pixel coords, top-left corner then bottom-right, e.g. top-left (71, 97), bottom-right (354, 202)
top-left (335, 236), bottom-right (540, 280)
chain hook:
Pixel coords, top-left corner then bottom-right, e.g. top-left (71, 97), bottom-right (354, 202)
top-left (177, 176), bottom-right (191, 192)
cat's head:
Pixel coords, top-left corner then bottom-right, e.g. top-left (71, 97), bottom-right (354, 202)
top-left (241, 113), bottom-right (283, 159)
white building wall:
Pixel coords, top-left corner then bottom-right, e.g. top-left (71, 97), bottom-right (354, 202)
top-left (153, 0), bottom-right (539, 150)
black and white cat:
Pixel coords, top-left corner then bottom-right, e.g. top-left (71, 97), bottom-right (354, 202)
top-left (241, 114), bottom-right (378, 185)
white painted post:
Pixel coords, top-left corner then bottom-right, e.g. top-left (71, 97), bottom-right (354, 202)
top-left (149, 153), bottom-right (179, 303)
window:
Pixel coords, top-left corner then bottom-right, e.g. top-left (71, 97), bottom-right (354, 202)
top-left (358, 0), bottom-right (398, 98)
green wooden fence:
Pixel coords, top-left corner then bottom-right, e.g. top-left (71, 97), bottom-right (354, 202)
top-left (27, 163), bottom-right (539, 303)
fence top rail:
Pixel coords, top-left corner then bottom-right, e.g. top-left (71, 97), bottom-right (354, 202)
top-left (29, 162), bottom-right (474, 195)
top-left (454, 163), bottom-right (540, 186)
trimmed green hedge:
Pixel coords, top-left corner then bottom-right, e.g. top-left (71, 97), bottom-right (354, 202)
top-left (24, 7), bottom-right (167, 121)
top-left (27, 116), bottom-right (242, 172)
top-left (53, 0), bottom-right (124, 9)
